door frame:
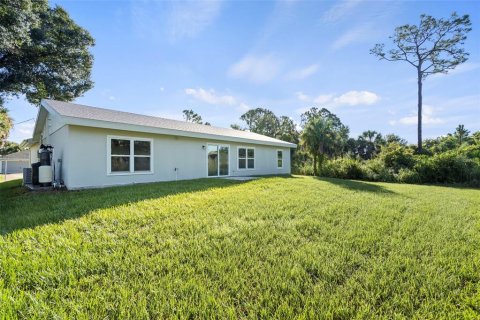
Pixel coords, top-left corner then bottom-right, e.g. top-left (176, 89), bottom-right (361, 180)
top-left (206, 143), bottom-right (230, 177)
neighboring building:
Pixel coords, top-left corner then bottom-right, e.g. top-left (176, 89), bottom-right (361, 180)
top-left (29, 99), bottom-right (296, 189)
top-left (0, 150), bottom-right (30, 174)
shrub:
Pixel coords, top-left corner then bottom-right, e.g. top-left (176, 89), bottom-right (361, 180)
top-left (363, 158), bottom-right (395, 182)
top-left (318, 158), bottom-right (364, 180)
top-left (414, 152), bottom-right (480, 185)
top-left (294, 162), bottom-right (314, 176)
top-left (396, 168), bottom-right (421, 184)
top-left (379, 143), bottom-right (416, 172)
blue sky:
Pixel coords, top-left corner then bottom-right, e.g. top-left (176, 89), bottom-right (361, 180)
top-left (8, 0), bottom-right (480, 143)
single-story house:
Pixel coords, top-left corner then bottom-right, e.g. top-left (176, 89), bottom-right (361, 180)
top-left (29, 99), bottom-right (296, 189)
top-left (0, 150), bottom-right (30, 174)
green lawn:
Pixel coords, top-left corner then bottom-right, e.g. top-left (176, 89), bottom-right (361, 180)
top-left (1, 176), bottom-right (479, 319)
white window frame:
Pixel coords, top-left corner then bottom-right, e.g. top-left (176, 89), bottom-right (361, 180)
top-left (107, 135), bottom-right (154, 175)
top-left (277, 149), bottom-right (283, 169)
top-left (237, 146), bottom-right (255, 170)
top-left (205, 143), bottom-right (230, 177)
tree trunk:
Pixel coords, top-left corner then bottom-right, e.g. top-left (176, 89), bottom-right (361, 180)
top-left (313, 153), bottom-right (317, 176)
top-left (417, 68), bottom-right (423, 153)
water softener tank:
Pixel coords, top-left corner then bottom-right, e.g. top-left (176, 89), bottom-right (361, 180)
top-left (39, 166), bottom-right (52, 186)
top-left (38, 145), bottom-right (53, 186)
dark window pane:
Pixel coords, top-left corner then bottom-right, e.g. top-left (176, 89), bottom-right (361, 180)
top-left (247, 148), bottom-right (254, 158)
top-left (238, 148), bottom-right (246, 158)
top-left (247, 159), bottom-right (254, 169)
top-left (277, 150), bottom-right (283, 159)
top-left (111, 139), bottom-right (130, 155)
top-left (134, 157), bottom-right (150, 171)
top-left (238, 158), bottom-right (246, 169)
top-left (111, 156), bottom-right (130, 172)
top-left (278, 159), bottom-right (283, 168)
top-left (219, 146), bottom-right (229, 176)
top-left (134, 141), bottom-right (151, 156)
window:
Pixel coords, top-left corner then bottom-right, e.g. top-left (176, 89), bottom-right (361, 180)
top-left (108, 136), bottom-right (152, 174)
top-left (207, 144), bottom-right (229, 177)
top-left (238, 147), bottom-right (255, 170)
top-left (277, 150), bottom-right (283, 168)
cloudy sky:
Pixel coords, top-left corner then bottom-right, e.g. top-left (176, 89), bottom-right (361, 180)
top-left (7, 0), bottom-right (480, 143)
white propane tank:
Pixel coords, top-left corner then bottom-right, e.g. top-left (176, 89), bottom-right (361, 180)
top-left (39, 165), bottom-right (53, 186)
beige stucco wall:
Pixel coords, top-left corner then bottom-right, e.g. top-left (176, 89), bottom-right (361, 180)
top-left (64, 125), bottom-right (291, 189)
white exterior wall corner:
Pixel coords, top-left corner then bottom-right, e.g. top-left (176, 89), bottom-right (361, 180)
top-left (47, 125), bottom-right (70, 186)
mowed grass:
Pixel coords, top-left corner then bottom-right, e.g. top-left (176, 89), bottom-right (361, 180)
top-left (1, 176), bottom-right (479, 319)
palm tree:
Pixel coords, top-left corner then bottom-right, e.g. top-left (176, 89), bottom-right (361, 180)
top-left (301, 117), bottom-right (334, 175)
top-left (454, 124), bottom-right (470, 145)
top-left (357, 130), bottom-right (384, 159)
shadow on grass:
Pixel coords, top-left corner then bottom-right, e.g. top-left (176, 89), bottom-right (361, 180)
top-left (0, 178), bottom-right (248, 235)
top-left (315, 177), bottom-right (397, 194)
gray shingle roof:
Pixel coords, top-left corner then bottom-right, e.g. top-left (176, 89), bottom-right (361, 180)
top-left (42, 100), bottom-right (296, 148)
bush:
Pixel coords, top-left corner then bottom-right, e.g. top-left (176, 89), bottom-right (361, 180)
top-left (379, 143), bottom-right (415, 172)
top-left (396, 168), bottom-right (421, 184)
top-left (294, 162), bottom-right (314, 176)
top-left (415, 152), bottom-right (480, 185)
top-left (319, 158), bottom-right (364, 180)
top-left (363, 158), bottom-right (395, 182)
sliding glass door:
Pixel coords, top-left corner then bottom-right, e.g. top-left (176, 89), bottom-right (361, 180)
top-left (207, 144), bottom-right (229, 177)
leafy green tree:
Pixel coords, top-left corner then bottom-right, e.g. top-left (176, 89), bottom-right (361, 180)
top-left (454, 124), bottom-right (470, 145)
top-left (182, 109), bottom-right (203, 124)
top-left (0, 106), bottom-right (13, 148)
top-left (277, 116), bottom-right (299, 144)
top-left (379, 143), bottom-right (416, 172)
top-left (240, 108), bottom-right (279, 138)
top-left (384, 133), bottom-right (408, 146)
top-left (230, 124), bottom-right (244, 131)
top-left (0, 140), bottom-right (21, 155)
top-left (371, 13), bottom-right (472, 152)
top-left (471, 131), bottom-right (480, 145)
top-left (0, 0), bottom-right (95, 107)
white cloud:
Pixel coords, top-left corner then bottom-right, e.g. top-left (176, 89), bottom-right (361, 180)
top-left (296, 90), bottom-right (380, 107)
top-left (168, 0), bottom-right (221, 39)
top-left (333, 91), bottom-right (380, 106)
top-left (185, 88), bottom-right (236, 105)
top-left (314, 94), bottom-right (335, 104)
top-left (331, 24), bottom-right (374, 50)
top-left (321, 0), bottom-right (363, 23)
top-left (390, 105), bottom-right (445, 126)
top-left (108, 96), bottom-right (116, 101)
top-left (286, 64), bottom-right (319, 80)
top-left (296, 92), bottom-right (310, 102)
top-left (131, 0), bottom-right (221, 41)
top-left (228, 54), bottom-right (281, 84)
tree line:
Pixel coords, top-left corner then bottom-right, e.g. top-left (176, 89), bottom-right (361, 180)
top-left (1, 3), bottom-right (476, 185)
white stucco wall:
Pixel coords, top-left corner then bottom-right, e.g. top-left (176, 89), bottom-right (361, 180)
top-left (48, 125), bottom-right (70, 186)
top-left (63, 125), bottom-right (291, 189)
